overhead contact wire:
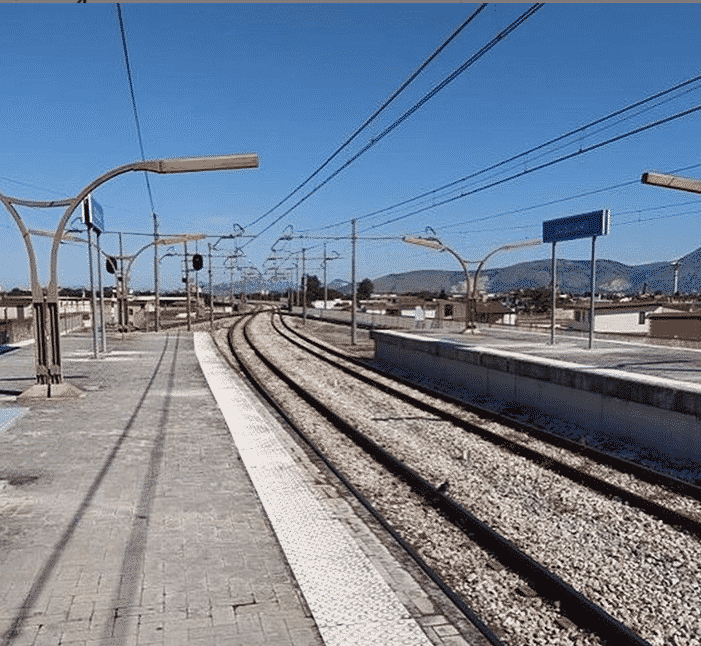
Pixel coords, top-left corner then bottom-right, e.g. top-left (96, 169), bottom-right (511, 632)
top-left (311, 73), bottom-right (701, 234)
top-left (243, 3), bottom-right (544, 248)
top-left (117, 3), bottom-right (156, 217)
top-left (246, 4), bottom-right (488, 231)
top-left (361, 103), bottom-right (701, 233)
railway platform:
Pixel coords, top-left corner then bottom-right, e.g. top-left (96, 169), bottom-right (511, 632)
top-left (0, 330), bottom-right (489, 646)
top-left (371, 325), bottom-right (701, 471)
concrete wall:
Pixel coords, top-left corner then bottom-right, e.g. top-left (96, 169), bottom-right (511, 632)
top-left (0, 312), bottom-right (87, 345)
top-left (371, 329), bottom-right (701, 462)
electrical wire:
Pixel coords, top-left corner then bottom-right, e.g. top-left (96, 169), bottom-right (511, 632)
top-left (245, 4), bottom-right (488, 230)
top-left (405, 161), bottom-right (701, 237)
top-left (116, 4), bottom-right (156, 218)
top-left (243, 3), bottom-right (544, 248)
top-left (359, 103), bottom-right (701, 233)
top-left (309, 73), bottom-right (701, 234)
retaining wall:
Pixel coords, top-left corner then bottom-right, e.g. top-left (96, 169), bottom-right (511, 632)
top-left (371, 329), bottom-right (701, 463)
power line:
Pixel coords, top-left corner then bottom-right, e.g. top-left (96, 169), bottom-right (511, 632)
top-left (407, 161), bottom-right (701, 237)
top-left (245, 4), bottom-right (488, 230)
top-left (360, 103), bottom-right (701, 233)
top-left (116, 3), bottom-right (156, 216)
top-left (310, 73), bottom-right (701, 234)
top-left (243, 3), bottom-right (544, 248)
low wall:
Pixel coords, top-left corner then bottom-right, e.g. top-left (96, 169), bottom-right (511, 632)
top-left (0, 312), bottom-right (87, 345)
top-left (371, 329), bottom-right (701, 463)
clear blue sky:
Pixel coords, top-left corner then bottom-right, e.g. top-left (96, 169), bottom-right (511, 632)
top-left (1, 3), bottom-right (700, 292)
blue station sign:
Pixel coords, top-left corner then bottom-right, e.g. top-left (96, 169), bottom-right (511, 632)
top-left (82, 195), bottom-right (105, 234)
top-left (542, 209), bottom-right (609, 244)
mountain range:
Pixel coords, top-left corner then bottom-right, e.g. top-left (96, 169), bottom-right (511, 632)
top-left (213, 247), bottom-right (701, 298)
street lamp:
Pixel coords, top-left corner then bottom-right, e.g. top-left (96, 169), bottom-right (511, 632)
top-left (641, 172), bottom-right (701, 194)
top-left (403, 235), bottom-right (473, 333)
top-left (403, 235), bottom-right (541, 333)
top-left (3, 153), bottom-right (256, 398)
top-left (642, 171), bottom-right (701, 303)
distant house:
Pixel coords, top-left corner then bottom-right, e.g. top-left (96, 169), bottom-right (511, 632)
top-left (648, 311), bottom-right (701, 341)
top-left (566, 300), bottom-right (687, 335)
top-left (434, 299), bottom-right (515, 326)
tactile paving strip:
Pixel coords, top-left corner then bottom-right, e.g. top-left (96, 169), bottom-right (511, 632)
top-left (194, 333), bottom-right (434, 646)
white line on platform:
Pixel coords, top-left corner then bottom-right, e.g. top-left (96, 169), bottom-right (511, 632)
top-left (193, 332), bottom-right (433, 646)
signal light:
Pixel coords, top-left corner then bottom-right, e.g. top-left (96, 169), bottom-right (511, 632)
top-left (106, 257), bottom-right (118, 274)
top-left (192, 254), bottom-right (203, 271)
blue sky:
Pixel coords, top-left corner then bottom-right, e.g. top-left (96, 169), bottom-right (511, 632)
top-left (1, 3), bottom-right (700, 292)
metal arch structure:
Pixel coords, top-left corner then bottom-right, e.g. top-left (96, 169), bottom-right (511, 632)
top-left (471, 239), bottom-right (541, 332)
top-left (2, 154), bottom-right (257, 397)
top-left (403, 235), bottom-right (473, 334)
top-left (0, 192), bottom-right (80, 397)
top-left (122, 234), bottom-right (207, 331)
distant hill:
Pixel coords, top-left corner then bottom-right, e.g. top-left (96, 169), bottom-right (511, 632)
top-left (369, 248), bottom-right (701, 295)
top-left (209, 247), bottom-right (701, 298)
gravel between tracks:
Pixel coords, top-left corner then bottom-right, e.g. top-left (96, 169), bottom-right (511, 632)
top-left (257, 315), bottom-right (701, 646)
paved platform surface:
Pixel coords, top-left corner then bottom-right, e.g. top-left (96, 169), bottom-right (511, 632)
top-left (402, 325), bottom-right (701, 386)
top-left (0, 331), bottom-right (488, 646)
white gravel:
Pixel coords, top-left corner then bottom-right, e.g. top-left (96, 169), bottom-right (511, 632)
top-left (226, 316), bottom-right (701, 646)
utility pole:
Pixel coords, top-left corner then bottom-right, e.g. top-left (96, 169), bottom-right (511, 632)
top-left (351, 219), bottom-right (357, 346)
top-left (323, 243), bottom-right (328, 310)
top-left (96, 231), bottom-right (106, 351)
top-left (302, 248), bottom-right (307, 325)
top-left (209, 242), bottom-right (214, 330)
top-left (119, 233), bottom-right (125, 332)
top-left (153, 211), bottom-right (160, 332)
top-left (184, 241), bottom-right (191, 332)
top-left (86, 223), bottom-right (98, 359)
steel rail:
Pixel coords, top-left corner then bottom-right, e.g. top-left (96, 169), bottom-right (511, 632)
top-left (279, 312), bottom-right (701, 502)
top-left (216, 314), bottom-right (506, 646)
top-left (240, 311), bottom-right (651, 646)
top-left (272, 312), bottom-right (701, 538)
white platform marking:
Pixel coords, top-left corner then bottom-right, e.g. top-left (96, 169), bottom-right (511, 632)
top-left (194, 333), bottom-right (433, 646)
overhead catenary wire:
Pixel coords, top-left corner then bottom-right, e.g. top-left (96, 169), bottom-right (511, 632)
top-left (243, 4), bottom-right (544, 248)
top-left (308, 73), bottom-right (701, 234)
top-left (245, 3), bottom-right (488, 231)
top-left (116, 3), bottom-right (156, 217)
top-left (359, 103), bottom-right (701, 234)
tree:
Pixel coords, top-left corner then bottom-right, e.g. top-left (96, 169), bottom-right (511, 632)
top-left (357, 278), bottom-right (373, 300)
top-left (304, 275), bottom-right (324, 303)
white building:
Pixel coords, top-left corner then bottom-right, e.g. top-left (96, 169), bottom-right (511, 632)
top-left (567, 301), bottom-right (686, 335)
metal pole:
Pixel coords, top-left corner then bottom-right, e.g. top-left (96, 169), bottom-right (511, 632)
top-left (194, 242), bottom-right (199, 321)
top-left (153, 212), bottom-right (160, 332)
top-left (229, 265), bottom-right (234, 311)
top-left (96, 232), bottom-right (106, 352)
top-left (86, 226), bottom-right (98, 359)
top-left (302, 248), bottom-right (307, 325)
top-left (551, 242), bottom-right (556, 345)
top-left (351, 219), bottom-right (357, 346)
top-left (119, 233), bottom-right (125, 334)
top-left (323, 243), bottom-right (328, 310)
top-left (588, 235), bottom-right (597, 350)
top-left (294, 258), bottom-right (299, 308)
top-left (184, 242), bottom-right (191, 332)
top-left (673, 263), bottom-right (679, 295)
top-left (209, 243), bottom-right (214, 330)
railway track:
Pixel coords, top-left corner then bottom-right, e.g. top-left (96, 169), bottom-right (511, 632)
top-left (277, 312), bottom-right (701, 525)
top-left (212, 310), bottom-right (701, 646)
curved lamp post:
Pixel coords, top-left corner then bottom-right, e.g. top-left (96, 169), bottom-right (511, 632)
top-left (3, 153), bottom-right (257, 398)
top-left (403, 235), bottom-right (542, 333)
top-left (403, 236), bottom-right (473, 333)
top-left (472, 239), bottom-right (542, 328)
